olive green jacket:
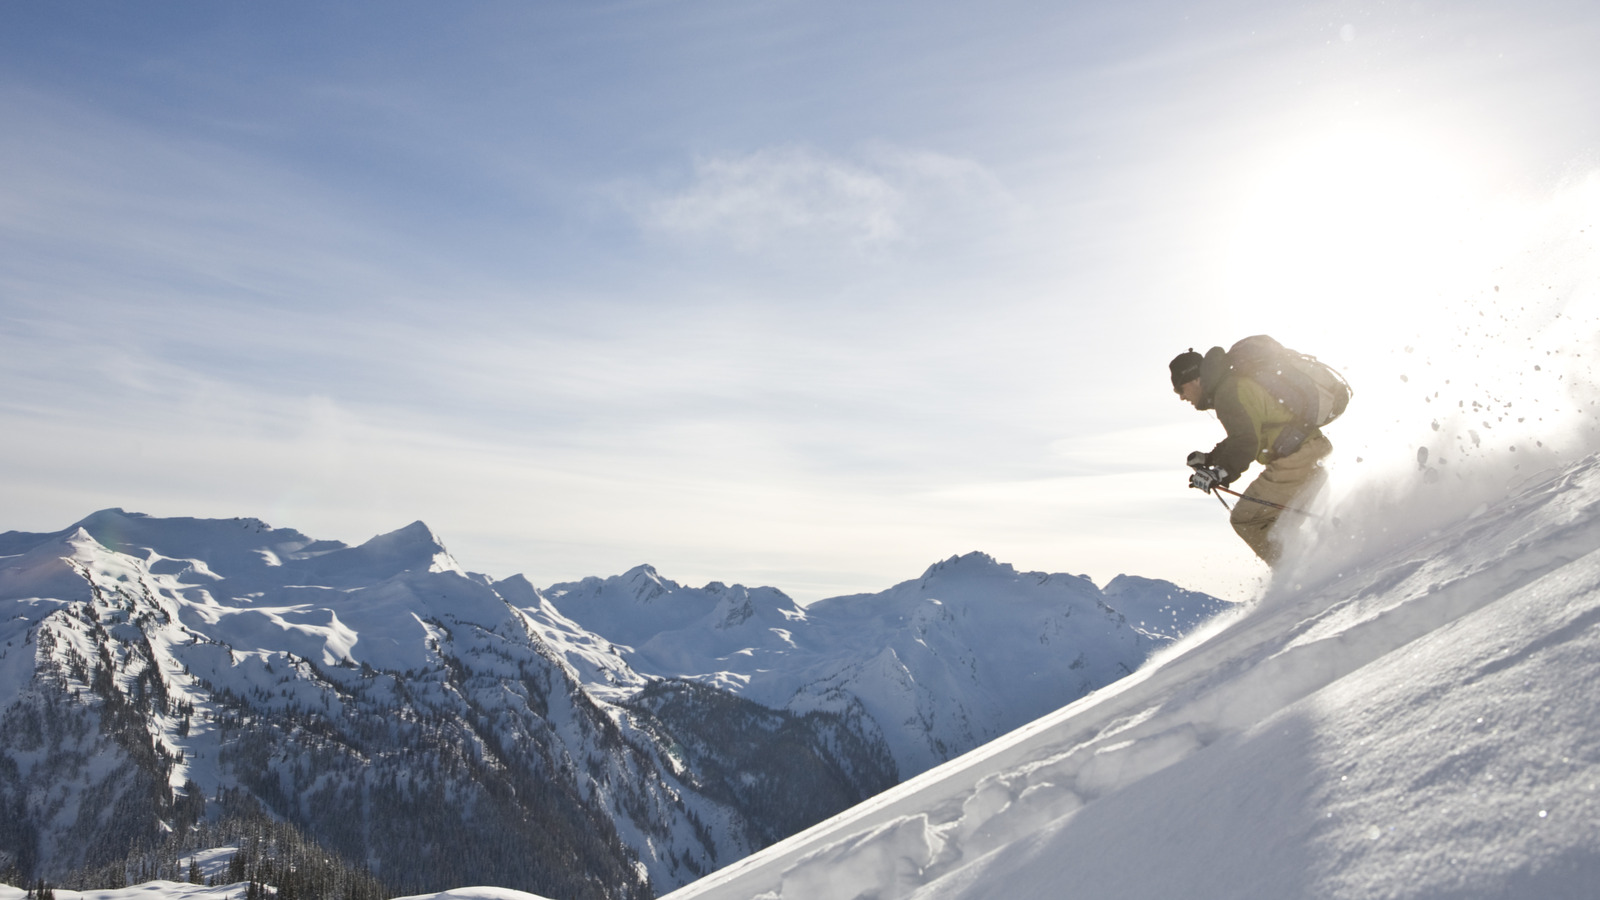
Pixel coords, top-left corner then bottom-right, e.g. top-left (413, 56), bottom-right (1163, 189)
top-left (1196, 346), bottom-right (1320, 480)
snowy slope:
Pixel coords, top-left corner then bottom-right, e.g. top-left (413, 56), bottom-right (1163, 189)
top-left (662, 454), bottom-right (1600, 900)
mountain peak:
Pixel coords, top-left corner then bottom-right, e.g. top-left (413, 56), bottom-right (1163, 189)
top-left (0, 528), bottom-right (102, 603)
top-left (70, 507), bottom-right (148, 542)
top-left (620, 564), bottom-right (680, 601)
top-left (74, 507), bottom-right (142, 523)
top-left (67, 525), bottom-right (100, 546)
top-left (920, 551), bottom-right (1014, 580)
top-left (359, 520), bottom-right (445, 551)
top-left (328, 520), bottom-right (460, 579)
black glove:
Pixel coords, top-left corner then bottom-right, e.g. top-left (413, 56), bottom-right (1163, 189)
top-left (1188, 466), bottom-right (1228, 493)
top-left (1186, 450), bottom-right (1209, 468)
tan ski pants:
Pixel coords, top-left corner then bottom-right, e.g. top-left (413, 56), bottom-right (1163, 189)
top-left (1230, 433), bottom-right (1332, 565)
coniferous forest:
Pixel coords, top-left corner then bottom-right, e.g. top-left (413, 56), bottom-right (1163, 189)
top-left (10, 813), bottom-right (388, 900)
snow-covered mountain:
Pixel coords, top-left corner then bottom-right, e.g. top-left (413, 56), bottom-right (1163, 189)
top-left (659, 452), bottom-right (1600, 900)
top-left (526, 554), bottom-right (1224, 776)
top-left (0, 510), bottom-right (1222, 898)
top-left (0, 512), bottom-right (683, 899)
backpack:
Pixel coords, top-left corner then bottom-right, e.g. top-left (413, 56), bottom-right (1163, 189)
top-left (1226, 335), bottom-right (1352, 428)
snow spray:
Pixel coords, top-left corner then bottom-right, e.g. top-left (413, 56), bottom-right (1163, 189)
top-left (1272, 171), bottom-right (1600, 595)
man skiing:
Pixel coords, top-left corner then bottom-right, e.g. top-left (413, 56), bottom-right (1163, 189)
top-left (1169, 341), bottom-right (1339, 565)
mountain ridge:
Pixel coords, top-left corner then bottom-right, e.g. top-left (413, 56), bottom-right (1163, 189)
top-left (0, 508), bottom-right (1229, 897)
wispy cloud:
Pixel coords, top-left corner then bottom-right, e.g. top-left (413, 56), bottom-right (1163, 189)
top-left (649, 146), bottom-right (903, 247)
top-left (636, 144), bottom-right (1015, 254)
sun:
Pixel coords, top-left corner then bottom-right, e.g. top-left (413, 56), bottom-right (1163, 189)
top-left (1212, 126), bottom-right (1503, 464)
top-left (1223, 128), bottom-right (1485, 333)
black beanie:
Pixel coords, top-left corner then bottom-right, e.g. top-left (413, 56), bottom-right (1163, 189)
top-left (1169, 349), bottom-right (1202, 389)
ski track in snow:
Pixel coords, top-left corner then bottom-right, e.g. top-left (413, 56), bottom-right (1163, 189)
top-left (661, 456), bottom-right (1600, 900)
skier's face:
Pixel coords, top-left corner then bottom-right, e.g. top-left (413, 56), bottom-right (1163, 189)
top-left (1177, 379), bottom-right (1203, 408)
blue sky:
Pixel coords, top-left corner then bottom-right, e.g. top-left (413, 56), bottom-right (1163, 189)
top-left (4, 0), bottom-right (1600, 601)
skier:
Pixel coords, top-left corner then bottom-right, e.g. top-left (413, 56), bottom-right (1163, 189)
top-left (1169, 340), bottom-right (1341, 565)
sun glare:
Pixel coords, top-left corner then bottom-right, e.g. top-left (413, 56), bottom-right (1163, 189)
top-left (1207, 130), bottom-right (1489, 455)
top-left (1200, 124), bottom-right (1600, 502)
top-left (1226, 129), bottom-right (1486, 338)
top-left (1217, 127), bottom-right (1600, 505)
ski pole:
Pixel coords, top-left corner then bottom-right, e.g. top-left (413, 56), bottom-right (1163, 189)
top-left (1211, 485), bottom-right (1322, 519)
